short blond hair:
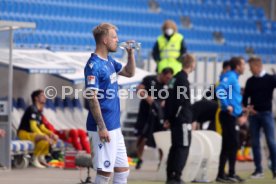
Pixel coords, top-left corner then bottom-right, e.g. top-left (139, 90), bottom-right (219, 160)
top-left (92, 23), bottom-right (118, 44)
top-left (162, 20), bottom-right (178, 33)
top-left (181, 54), bottom-right (196, 68)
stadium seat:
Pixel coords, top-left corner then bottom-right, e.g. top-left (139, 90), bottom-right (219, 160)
top-left (0, 0), bottom-right (275, 60)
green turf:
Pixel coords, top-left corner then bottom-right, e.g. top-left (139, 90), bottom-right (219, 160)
top-left (129, 170), bottom-right (276, 184)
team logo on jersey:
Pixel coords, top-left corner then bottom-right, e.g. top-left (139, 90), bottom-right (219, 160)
top-left (104, 160), bottom-right (111, 168)
top-left (98, 143), bottom-right (103, 149)
top-left (110, 72), bottom-right (117, 84)
top-left (31, 113), bottom-right (36, 119)
top-left (87, 75), bottom-right (95, 85)
top-left (89, 63), bottom-right (94, 69)
top-left (223, 77), bottom-right (228, 82)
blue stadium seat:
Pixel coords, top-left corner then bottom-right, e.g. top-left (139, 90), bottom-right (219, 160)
top-left (0, 0), bottom-right (275, 56)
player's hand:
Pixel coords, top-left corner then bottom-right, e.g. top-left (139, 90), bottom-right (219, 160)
top-left (50, 133), bottom-right (59, 142)
top-left (98, 128), bottom-right (110, 143)
top-left (160, 100), bottom-right (165, 108)
top-left (44, 135), bottom-right (54, 145)
top-left (247, 105), bottom-right (257, 115)
top-left (146, 96), bottom-right (154, 105)
top-left (227, 106), bottom-right (233, 114)
top-left (163, 120), bottom-right (170, 129)
top-left (237, 114), bottom-right (247, 126)
top-left (125, 40), bottom-right (135, 54)
top-left (192, 122), bottom-right (199, 130)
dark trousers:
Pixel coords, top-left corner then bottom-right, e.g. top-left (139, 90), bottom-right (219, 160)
top-left (249, 111), bottom-right (276, 173)
top-left (167, 123), bottom-right (191, 181)
top-left (218, 111), bottom-right (239, 177)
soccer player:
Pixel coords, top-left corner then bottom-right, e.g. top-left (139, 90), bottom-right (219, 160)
top-left (84, 23), bottom-right (135, 184)
top-left (17, 90), bottom-right (58, 168)
top-left (134, 67), bottom-right (173, 170)
top-left (164, 54), bottom-right (196, 184)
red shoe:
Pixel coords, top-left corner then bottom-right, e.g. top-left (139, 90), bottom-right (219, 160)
top-left (244, 155), bottom-right (253, 162)
top-left (237, 155), bottom-right (246, 162)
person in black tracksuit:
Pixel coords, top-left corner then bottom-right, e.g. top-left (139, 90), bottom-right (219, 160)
top-left (134, 67), bottom-right (174, 169)
top-left (164, 54), bottom-right (196, 184)
top-left (191, 98), bottom-right (219, 130)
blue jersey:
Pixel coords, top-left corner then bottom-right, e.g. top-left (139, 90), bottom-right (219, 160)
top-left (216, 70), bottom-right (243, 117)
top-left (84, 53), bottom-right (123, 131)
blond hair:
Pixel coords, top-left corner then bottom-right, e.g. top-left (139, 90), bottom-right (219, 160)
top-left (92, 23), bottom-right (118, 44)
top-left (162, 20), bottom-right (178, 33)
top-left (181, 54), bottom-right (196, 68)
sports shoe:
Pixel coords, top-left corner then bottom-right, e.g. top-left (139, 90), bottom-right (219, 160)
top-left (135, 159), bottom-right (143, 170)
top-left (216, 175), bottom-right (233, 183)
top-left (244, 155), bottom-right (253, 162)
top-left (228, 174), bottom-right (245, 183)
top-left (250, 171), bottom-right (264, 179)
top-left (236, 155), bottom-right (246, 162)
top-left (237, 149), bottom-right (246, 162)
top-left (273, 172), bottom-right (276, 179)
top-left (38, 156), bottom-right (49, 167)
top-left (33, 157), bottom-right (46, 169)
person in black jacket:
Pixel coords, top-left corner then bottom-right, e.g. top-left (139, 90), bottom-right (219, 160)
top-left (243, 57), bottom-right (276, 179)
top-left (164, 54), bottom-right (196, 184)
top-left (134, 67), bottom-right (173, 170)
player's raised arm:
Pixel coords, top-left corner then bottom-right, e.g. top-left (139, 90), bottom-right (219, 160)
top-left (118, 41), bottom-right (136, 77)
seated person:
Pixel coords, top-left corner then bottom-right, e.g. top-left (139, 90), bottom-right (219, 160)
top-left (42, 115), bottom-right (90, 153)
top-left (17, 90), bottom-right (58, 169)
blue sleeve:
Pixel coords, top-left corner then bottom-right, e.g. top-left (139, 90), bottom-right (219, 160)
top-left (111, 59), bottom-right (123, 73)
top-left (215, 75), bottom-right (232, 109)
top-left (84, 63), bottom-right (100, 90)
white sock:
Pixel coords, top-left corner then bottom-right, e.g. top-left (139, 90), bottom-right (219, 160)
top-left (95, 174), bottom-right (110, 184)
top-left (113, 170), bottom-right (129, 184)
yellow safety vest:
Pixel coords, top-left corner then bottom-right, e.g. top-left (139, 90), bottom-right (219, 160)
top-left (157, 33), bottom-right (183, 75)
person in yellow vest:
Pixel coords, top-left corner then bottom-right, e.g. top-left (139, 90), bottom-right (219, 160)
top-left (152, 20), bottom-right (186, 75)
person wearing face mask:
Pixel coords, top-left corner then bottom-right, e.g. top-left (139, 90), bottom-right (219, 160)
top-left (152, 20), bottom-right (187, 75)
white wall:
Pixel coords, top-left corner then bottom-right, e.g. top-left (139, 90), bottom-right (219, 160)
top-left (0, 68), bottom-right (84, 106)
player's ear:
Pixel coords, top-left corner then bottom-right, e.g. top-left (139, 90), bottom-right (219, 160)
top-left (103, 36), bottom-right (108, 45)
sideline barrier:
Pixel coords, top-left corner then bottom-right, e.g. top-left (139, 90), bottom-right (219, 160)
top-left (195, 131), bottom-right (222, 182)
top-left (154, 130), bottom-right (222, 182)
top-left (182, 131), bottom-right (204, 182)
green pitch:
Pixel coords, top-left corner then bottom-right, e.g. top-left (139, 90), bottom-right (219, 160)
top-left (129, 170), bottom-right (275, 184)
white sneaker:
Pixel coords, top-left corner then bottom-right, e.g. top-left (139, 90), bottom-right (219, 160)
top-left (38, 156), bottom-right (49, 167)
top-left (251, 171), bottom-right (264, 179)
top-left (33, 157), bottom-right (46, 169)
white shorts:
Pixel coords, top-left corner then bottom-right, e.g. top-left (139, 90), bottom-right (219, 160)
top-left (88, 128), bottom-right (129, 172)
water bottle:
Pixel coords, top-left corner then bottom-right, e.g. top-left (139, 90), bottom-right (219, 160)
top-left (119, 41), bottom-right (141, 50)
